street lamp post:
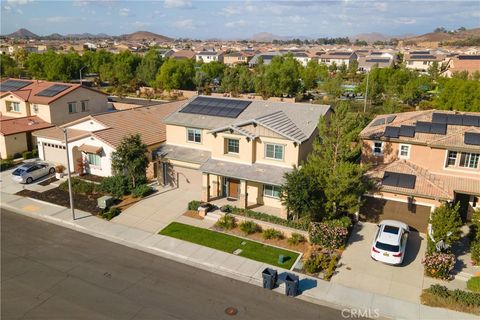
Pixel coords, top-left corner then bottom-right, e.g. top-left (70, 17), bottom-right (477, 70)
top-left (63, 128), bottom-right (75, 220)
top-left (79, 66), bottom-right (87, 86)
top-left (363, 70), bottom-right (370, 113)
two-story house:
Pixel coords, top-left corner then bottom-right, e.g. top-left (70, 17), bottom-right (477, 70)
top-left (158, 96), bottom-right (331, 218)
top-left (223, 51), bottom-right (253, 66)
top-left (196, 51), bottom-right (224, 64)
top-left (319, 51), bottom-right (358, 68)
top-left (404, 51), bottom-right (445, 73)
top-left (359, 110), bottom-right (480, 232)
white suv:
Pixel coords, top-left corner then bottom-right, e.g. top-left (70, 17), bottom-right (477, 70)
top-left (371, 220), bottom-right (409, 265)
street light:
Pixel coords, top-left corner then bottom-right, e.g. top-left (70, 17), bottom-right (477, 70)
top-left (79, 66), bottom-right (87, 86)
top-left (62, 128), bottom-right (75, 220)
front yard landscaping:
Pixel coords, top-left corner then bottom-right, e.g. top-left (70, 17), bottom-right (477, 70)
top-left (421, 284), bottom-right (480, 315)
top-left (160, 222), bottom-right (300, 269)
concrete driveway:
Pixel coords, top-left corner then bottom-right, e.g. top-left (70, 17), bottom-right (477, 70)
top-left (111, 182), bottom-right (200, 234)
top-left (332, 222), bottom-right (427, 303)
top-left (0, 161), bottom-right (57, 195)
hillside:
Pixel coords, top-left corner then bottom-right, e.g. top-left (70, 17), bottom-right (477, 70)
top-left (250, 32), bottom-right (291, 42)
top-left (118, 31), bottom-right (173, 42)
top-left (5, 28), bottom-right (38, 38)
top-left (350, 32), bottom-right (416, 43)
top-left (402, 27), bottom-right (480, 45)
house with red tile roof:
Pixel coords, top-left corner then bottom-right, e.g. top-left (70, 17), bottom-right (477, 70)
top-left (443, 55), bottom-right (480, 77)
top-left (0, 78), bottom-right (109, 125)
top-left (359, 110), bottom-right (480, 232)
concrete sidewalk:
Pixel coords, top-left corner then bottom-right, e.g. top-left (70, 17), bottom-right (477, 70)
top-left (0, 192), bottom-right (477, 320)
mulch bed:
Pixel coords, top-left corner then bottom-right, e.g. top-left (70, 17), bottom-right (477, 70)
top-left (16, 188), bottom-right (100, 214)
top-left (183, 210), bottom-right (204, 220)
top-left (38, 177), bottom-right (59, 186)
top-left (78, 174), bottom-right (104, 183)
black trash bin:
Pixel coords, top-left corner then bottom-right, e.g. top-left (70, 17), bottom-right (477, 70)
top-left (261, 268), bottom-right (278, 290)
top-left (284, 273), bottom-right (299, 297)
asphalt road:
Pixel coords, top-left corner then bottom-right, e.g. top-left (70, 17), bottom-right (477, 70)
top-left (1, 210), bottom-right (344, 320)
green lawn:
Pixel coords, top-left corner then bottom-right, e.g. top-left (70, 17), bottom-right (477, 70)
top-left (160, 222), bottom-right (299, 269)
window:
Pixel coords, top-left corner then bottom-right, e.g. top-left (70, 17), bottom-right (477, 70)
top-left (68, 102), bottom-right (77, 113)
top-left (264, 185), bottom-right (281, 198)
top-left (265, 143), bottom-right (284, 160)
top-left (81, 100), bottom-right (89, 112)
top-left (33, 104), bottom-right (39, 113)
top-left (87, 153), bottom-right (101, 166)
top-left (399, 144), bottom-right (410, 159)
top-left (459, 152), bottom-right (480, 169)
top-left (187, 128), bottom-right (202, 143)
top-left (11, 102), bottom-right (20, 112)
top-left (226, 138), bottom-right (239, 154)
top-left (373, 141), bottom-right (383, 155)
top-left (446, 151), bottom-right (457, 166)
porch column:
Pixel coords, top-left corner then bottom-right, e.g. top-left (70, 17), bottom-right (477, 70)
top-left (211, 175), bottom-right (220, 198)
top-left (239, 179), bottom-right (248, 209)
top-left (201, 173), bottom-right (210, 202)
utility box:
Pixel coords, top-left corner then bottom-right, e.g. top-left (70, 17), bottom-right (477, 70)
top-left (97, 196), bottom-right (115, 209)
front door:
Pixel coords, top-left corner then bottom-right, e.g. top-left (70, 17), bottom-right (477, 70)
top-left (228, 179), bottom-right (240, 199)
top-left (455, 193), bottom-right (471, 223)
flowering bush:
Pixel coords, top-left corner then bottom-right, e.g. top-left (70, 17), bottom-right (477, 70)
top-left (422, 252), bottom-right (456, 280)
top-left (309, 221), bottom-right (349, 249)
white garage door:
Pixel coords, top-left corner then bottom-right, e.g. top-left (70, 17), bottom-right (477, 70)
top-left (42, 143), bottom-right (68, 166)
top-left (171, 165), bottom-right (202, 190)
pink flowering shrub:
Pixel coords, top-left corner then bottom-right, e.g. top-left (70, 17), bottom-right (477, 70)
top-left (422, 252), bottom-right (456, 280)
top-left (309, 221), bottom-right (350, 249)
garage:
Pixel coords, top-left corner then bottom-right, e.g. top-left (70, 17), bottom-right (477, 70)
top-left (160, 162), bottom-right (202, 191)
top-left (359, 196), bottom-right (432, 233)
top-left (42, 142), bottom-right (68, 166)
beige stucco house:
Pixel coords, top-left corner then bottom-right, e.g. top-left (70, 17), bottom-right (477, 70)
top-left (359, 110), bottom-right (480, 232)
top-left (158, 96), bottom-right (331, 218)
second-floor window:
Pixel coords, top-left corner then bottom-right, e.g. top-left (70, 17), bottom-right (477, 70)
top-left (226, 138), bottom-right (239, 154)
top-left (373, 141), bottom-right (383, 156)
top-left (399, 144), bottom-right (410, 159)
top-left (81, 100), bottom-right (89, 112)
top-left (265, 143), bottom-right (284, 160)
top-left (446, 151), bottom-right (457, 166)
top-left (68, 102), bottom-right (77, 113)
top-left (187, 128), bottom-right (202, 143)
top-left (11, 102), bottom-right (20, 112)
top-left (459, 152), bottom-right (480, 169)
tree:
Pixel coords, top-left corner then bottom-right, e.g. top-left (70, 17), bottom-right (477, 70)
top-left (136, 48), bottom-right (164, 86)
top-left (302, 60), bottom-right (328, 90)
top-left (433, 77), bottom-right (480, 112)
top-left (427, 61), bottom-right (440, 80)
top-left (155, 58), bottom-right (195, 91)
top-left (111, 134), bottom-right (149, 189)
top-left (322, 74), bottom-right (343, 99)
top-left (0, 55), bottom-right (19, 77)
top-left (429, 203), bottom-right (462, 251)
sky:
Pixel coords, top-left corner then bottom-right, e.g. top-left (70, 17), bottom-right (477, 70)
top-left (1, 0), bottom-right (479, 39)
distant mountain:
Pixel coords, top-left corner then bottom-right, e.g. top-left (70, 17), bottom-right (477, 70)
top-left (5, 28), bottom-right (38, 38)
top-left (350, 32), bottom-right (416, 43)
top-left (118, 31), bottom-right (173, 42)
top-left (250, 32), bottom-right (291, 42)
top-left (402, 27), bottom-right (480, 45)
top-left (63, 33), bottom-right (112, 39)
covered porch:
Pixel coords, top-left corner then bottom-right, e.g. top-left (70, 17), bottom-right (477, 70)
top-left (209, 196), bottom-right (282, 217)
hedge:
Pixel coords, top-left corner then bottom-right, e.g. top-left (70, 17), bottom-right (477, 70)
top-left (422, 284), bottom-right (480, 314)
top-left (59, 177), bottom-right (97, 195)
top-left (22, 151), bottom-right (33, 160)
top-left (0, 158), bottom-right (14, 171)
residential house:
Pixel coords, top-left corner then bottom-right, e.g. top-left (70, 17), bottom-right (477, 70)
top-left (196, 51), bottom-right (224, 63)
top-left (158, 96), bottom-right (331, 218)
top-left (248, 52), bottom-right (283, 67)
top-left (358, 51), bottom-right (395, 72)
top-left (170, 49), bottom-right (197, 60)
top-left (0, 115), bottom-right (53, 159)
top-left (33, 101), bottom-right (185, 178)
top-left (0, 79), bottom-right (110, 125)
top-left (404, 51), bottom-right (445, 73)
top-left (359, 110), bottom-right (480, 232)
top-left (223, 51), bottom-right (253, 66)
top-left (292, 52), bottom-right (311, 67)
top-left (443, 55), bottom-right (480, 77)
top-left (319, 51), bottom-right (358, 68)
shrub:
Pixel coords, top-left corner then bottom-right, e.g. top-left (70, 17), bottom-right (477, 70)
top-left (131, 184), bottom-right (152, 198)
top-left (468, 277), bottom-right (480, 293)
top-left (471, 241), bottom-right (480, 265)
top-left (59, 177), bottom-right (96, 195)
top-left (22, 151), bottom-right (33, 160)
top-left (229, 206), bottom-right (309, 231)
top-left (101, 207), bottom-right (121, 221)
top-left (428, 284), bottom-right (450, 298)
top-left (32, 148), bottom-right (38, 157)
top-left (422, 284), bottom-right (480, 314)
top-left (215, 215), bottom-right (236, 230)
top-left (324, 254), bottom-right (339, 280)
top-left (422, 252), bottom-right (456, 280)
top-left (220, 205), bottom-right (233, 213)
top-left (239, 220), bottom-right (260, 235)
top-left (0, 158), bottom-right (14, 171)
top-left (309, 221), bottom-right (349, 249)
top-left (13, 152), bottom-right (22, 159)
top-left (451, 288), bottom-right (480, 307)
top-left (262, 228), bottom-right (284, 240)
top-left (288, 232), bottom-right (306, 245)
top-left (428, 203), bottom-right (462, 253)
top-left (97, 175), bottom-right (129, 198)
top-left (187, 200), bottom-right (202, 211)
top-left (55, 164), bottom-right (65, 173)
top-left (304, 252), bottom-right (329, 274)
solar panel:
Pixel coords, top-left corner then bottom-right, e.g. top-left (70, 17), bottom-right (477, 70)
top-left (447, 114), bottom-right (463, 125)
top-left (430, 122), bottom-right (447, 135)
top-left (399, 125), bottom-right (415, 137)
top-left (179, 97), bottom-right (251, 118)
top-left (383, 126), bottom-right (400, 138)
top-left (366, 58), bottom-right (390, 63)
top-left (416, 121), bottom-right (431, 133)
top-left (382, 171), bottom-right (416, 189)
top-left (0, 79), bottom-right (33, 92)
top-left (410, 55), bottom-right (436, 60)
top-left (458, 55), bottom-right (480, 60)
top-left (432, 113), bottom-right (448, 124)
top-left (464, 132), bottom-right (480, 146)
top-left (35, 84), bottom-right (71, 97)
top-left (386, 115), bottom-right (396, 124)
top-left (371, 118), bottom-right (385, 127)
top-left (463, 115), bottom-right (480, 127)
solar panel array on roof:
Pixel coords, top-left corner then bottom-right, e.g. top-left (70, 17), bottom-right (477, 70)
top-left (0, 79), bottom-right (33, 92)
top-left (464, 132), bottom-right (480, 146)
top-left (410, 55), bottom-right (436, 60)
top-left (383, 126), bottom-right (400, 138)
top-left (415, 121), bottom-right (431, 133)
top-left (382, 171), bottom-right (416, 189)
top-left (399, 125), bottom-right (416, 137)
top-left (458, 55), bottom-right (480, 60)
top-left (386, 115), bottom-right (396, 123)
top-left (179, 97), bottom-right (251, 118)
top-left (332, 52), bottom-right (352, 56)
top-left (35, 84), bottom-right (71, 97)
top-left (411, 51), bottom-right (430, 54)
top-left (366, 58), bottom-right (390, 63)
top-left (430, 122), bottom-right (447, 135)
top-left (447, 114), bottom-right (463, 125)
top-left (463, 115), bottom-right (480, 126)
top-left (371, 118), bottom-right (385, 127)
top-left (432, 112), bottom-right (480, 127)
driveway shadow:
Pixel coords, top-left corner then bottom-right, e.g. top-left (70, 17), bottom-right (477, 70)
top-left (345, 223), bottom-right (364, 248)
top-left (402, 231), bottom-right (423, 267)
top-left (450, 229), bottom-right (470, 276)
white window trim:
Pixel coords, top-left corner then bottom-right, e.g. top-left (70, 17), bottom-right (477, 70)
top-left (399, 144), bottom-right (411, 159)
top-left (68, 102), bottom-right (77, 114)
top-left (372, 141), bottom-right (383, 156)
top-left (10, 101), bottom-right (21, 112)
top-left (226, 138), bottom-right (239, 154)
top-left (86, 152), bottom-right (101, 167)
top-left (459, 152), bottom-right (480, 169)
top-left (186, 128), bottom-right (202, 144)
top-left (264, 143), bottom-right (285, 161)
top-left (444, 150), bottom-right (458, 168)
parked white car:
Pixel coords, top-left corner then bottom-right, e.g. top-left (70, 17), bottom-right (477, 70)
top-left (11, 162), bottom-right (55, 184)
top-left (371, 220), bottom-right (409, 265)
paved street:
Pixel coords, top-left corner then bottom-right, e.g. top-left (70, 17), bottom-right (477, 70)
top-left (1, 210), bottom-right (343, 320)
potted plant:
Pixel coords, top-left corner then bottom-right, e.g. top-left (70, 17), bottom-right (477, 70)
top-left (55, 164), bottom-right (66, 179)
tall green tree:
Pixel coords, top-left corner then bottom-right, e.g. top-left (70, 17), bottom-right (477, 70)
top-left (155, 58), bottom-right (195, 91)
top-left (0, 55), bottom-right (19, 77)
top-left (136, 48), bottom-right (164, 86)
top-left (302, 60), bottom-right (328, 90)
top-left (111, 134), bottom-right (149, 189)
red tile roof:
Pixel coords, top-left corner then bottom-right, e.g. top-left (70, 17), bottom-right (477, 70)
top-left (0, 115), bottom-right (54, 136)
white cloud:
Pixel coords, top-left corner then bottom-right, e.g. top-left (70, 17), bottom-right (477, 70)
top-left (46, 16), bottom-right (70, 23)
top-left (287, 15), bottom-right (307, 24)
top-left (4, 5), bottom-right (12, 12)
top-left (119, 8), bottom-right (132, 17)
top-left (394, 17), bottom-right (416, 25)
top-left (226, 19), bottom-right (247, 28)
top-left (374, 2), bottom-right (387, 12)
top-left (164, 0), bottom-right (191, 9)
top-left (174, 19), bottom-right (194, 29)
top-left (16, 8), bottom-right (23, 14)
top-left (7, 0), bottom-right (33, 5)
top-left (220, 6), bottom-right (242, 16)
top-left (132, 21), bottom-right (151, 28)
